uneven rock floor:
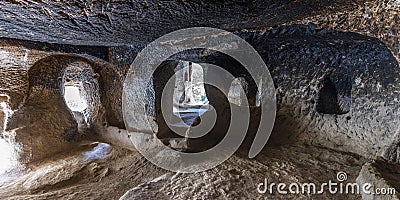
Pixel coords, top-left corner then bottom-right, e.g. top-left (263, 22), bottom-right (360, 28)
top-left (0, 141), bottom-right (389, 199)
top-left (0, 142), bottom-right (166, 200)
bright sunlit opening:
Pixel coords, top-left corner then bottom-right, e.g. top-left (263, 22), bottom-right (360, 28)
top-left (0, 101), bottom-right (13, 175)
top-left (0, 138), bottom-right (13, 174)
top-left (64, 85), bottom-right (88, 112)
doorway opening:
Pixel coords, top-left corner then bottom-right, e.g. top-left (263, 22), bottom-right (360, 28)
top-left (173, 61), bottom-right (209, 126)
top-left (62, 65), bottom-right (91, 133)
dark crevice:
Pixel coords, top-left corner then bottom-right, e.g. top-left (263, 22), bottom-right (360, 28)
top-left (316, 76), bottom-right (351, 115)
top-left (0, 37), bottom-right (109, 61)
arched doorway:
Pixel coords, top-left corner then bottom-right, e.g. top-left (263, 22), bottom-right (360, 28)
top-left (62, 62), bottom-right (101, 134)
top-left (5, 55), bottom-right (104, 163)
top-left (173, 61), bottom-right (209, 126)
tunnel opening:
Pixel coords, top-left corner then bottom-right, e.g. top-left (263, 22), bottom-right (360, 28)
top-left (62, 65), bottom-right (91, 134)
top-left (3, 55), bottom-right (106, 164)
top-left (153, 61), bottom-right (210, 150)
top-left (173, 61), bottom-right (209, 126)
top-left (64, 85), bottom-right (88, 113)
top-left (61, 61), bottom-right (103, 136)
top-left (150, 56), bottom-right (263, 152)
top-left (63, 83), bottom-right (89, 130)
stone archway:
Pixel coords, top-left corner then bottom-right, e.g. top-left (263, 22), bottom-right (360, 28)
top-left (5, 55), bottom-right (106, 163)
top-left (127, 53), bottom-right (263, 152)
top-left (62, 61), bottom-right (102, 134)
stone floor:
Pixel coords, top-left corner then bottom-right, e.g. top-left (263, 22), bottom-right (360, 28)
top-left (1, 141), bottom-right (397, 199)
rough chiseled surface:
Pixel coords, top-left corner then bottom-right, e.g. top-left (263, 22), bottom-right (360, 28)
top-left (0, 0), bottom-right (366, 46)
top-left (0, 0), bottom-right (399, 199)
top-left (296, 0), bottom-right (400, 62)
top-left (247, 25), bottom-right (400, 159)
top-left (0, 143), bottom-right (368, 200)
top-left (120, 144), bottom-right (367, 200)
top-left (121, 25), bottom-right (400, 158)
top-left (0, 47), bottom-right (117, 163)
top-left (0, 142), bottom-right (166, 200)
top-left (357, 160), bottom-right (400, 199)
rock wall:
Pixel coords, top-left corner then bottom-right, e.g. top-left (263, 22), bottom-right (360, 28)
top-left (296, 0), bottom-right (400, 62)
top-left (0, 0), bottom-right (368, 46)
top-left (0, 0), bottom-right (399, 165)
top-left (246, 25), bottom-right (400, 158)
top-left (119, 25), bottom-right (400, 159)
top-left (0, 43), bottom-right (119, 163)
